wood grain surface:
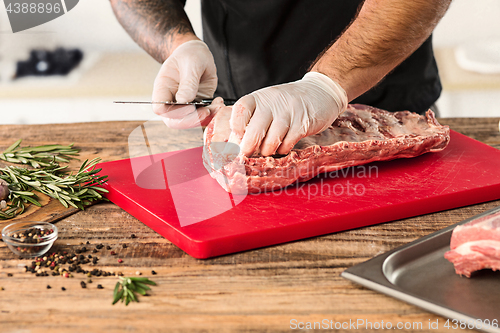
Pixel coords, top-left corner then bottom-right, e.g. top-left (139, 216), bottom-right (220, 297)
top-left (0, 117), bottom-right (499, 333)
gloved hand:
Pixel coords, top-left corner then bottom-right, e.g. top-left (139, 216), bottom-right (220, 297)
top-left (152, 40), bottom-right (218, 129)
top-left (229, 72), bottom-right (348, 157)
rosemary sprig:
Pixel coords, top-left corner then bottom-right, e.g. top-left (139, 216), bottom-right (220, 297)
top-left (0, 158), bottom-right (108, 219)
top-left (0, 140), bottom-right (109, 219)
top-left (112, 277), bottom-right (157, 305)
top-left (0, 139), bottom-right (79, 168)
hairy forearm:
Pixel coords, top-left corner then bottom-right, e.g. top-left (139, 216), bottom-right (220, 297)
top-left (311, 0), bottom-right (451, 101)
top-left (110, 0), bottom-right (198, 63)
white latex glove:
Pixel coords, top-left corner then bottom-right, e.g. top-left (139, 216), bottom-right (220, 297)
top-left (229, 72), bottom-right (348, 157)
top-left (152, 40), bottom-right (218, 129)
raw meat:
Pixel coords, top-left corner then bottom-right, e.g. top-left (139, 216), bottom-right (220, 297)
top-left (444, 209), bottom-right (500, 277)
top-left (203, 104), bottom-right (450, 194)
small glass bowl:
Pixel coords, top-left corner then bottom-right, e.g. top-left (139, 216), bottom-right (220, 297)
top-left (1, 221), bottom-right (58, 258)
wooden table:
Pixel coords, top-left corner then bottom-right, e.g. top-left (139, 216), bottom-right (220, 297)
top-left (1, 117), bottom-right (499, 333)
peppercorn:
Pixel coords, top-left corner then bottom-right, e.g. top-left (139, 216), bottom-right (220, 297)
top-left (80, 281), bottom-right (86, 289)
top-left (7, 273), bottom-right (13, 277)
top-left (122, 244), bottom-right (127, 248)
top-left (61, 287), bottom-right (66, 291)
top-left (110, 251), bottom-right (116, 255)
top-left (97, 284), bottom-right (103, 289)
top-left (151, 270), bottom-right (157, 275)
top-left (131, 234), bottom-right (136, 239)
top-left (106, 245), bottom-right (111, 250)
top-left (117, 259), bottom-right (123, 263)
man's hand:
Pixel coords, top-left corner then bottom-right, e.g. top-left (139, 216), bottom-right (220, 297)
top-left (152, 40), bottom-right (218, 129)
top-left (229, 72), bottom-right (347, 157)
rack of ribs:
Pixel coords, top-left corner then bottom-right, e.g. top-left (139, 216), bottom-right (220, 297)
top-left (203, 104), bottom-right (450, 194)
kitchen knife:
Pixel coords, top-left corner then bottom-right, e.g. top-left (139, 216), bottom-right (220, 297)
top-left (114, 98), bottom-right (237, 107)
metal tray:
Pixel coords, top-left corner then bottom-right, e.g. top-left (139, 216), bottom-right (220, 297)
top-left (342, 206), bottom-right (500, 333)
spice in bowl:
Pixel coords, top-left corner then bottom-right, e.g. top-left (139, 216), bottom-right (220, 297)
top-left (1, 221), bottom-right (58, 258)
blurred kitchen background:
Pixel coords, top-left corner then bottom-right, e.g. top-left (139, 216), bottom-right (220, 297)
top-left (0, 0), bottom-right (499, 124)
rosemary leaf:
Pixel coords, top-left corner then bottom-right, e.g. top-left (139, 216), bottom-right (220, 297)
top-left (3, 139), bottom-right (22, 154)
top-left (112, 276), bottom-right (156, 306)
top-left (23, 195), bottom-right (42, 207)
top-left (1, 140), bottom-right (79, 167)
top-left (10, 190), bottom-right (35, 196)
top-left (0, 141), bottom-right (108, 219)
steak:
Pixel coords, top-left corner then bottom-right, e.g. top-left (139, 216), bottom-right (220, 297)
top-left (203, 104), bottom-right (450, 194)
top-left (444, 209), bottom-right (500, 277)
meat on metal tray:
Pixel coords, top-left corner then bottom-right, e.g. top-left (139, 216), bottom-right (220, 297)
top-left (342, 206), bottom-right (500, 333)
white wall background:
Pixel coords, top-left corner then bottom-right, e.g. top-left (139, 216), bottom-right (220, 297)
top-left (433, 0), bottom-right (500, 47)
top-left (0, 0), bottom-right (202, 55)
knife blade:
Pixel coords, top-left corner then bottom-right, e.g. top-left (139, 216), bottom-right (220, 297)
top-left (113, 98), bottom-right (237, 107)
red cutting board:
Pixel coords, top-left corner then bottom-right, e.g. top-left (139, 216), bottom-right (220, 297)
top-left (97, 130), bottom-right (500, 259)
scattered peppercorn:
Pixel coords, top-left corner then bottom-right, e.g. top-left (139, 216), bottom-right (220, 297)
top-left (97, 284), bottom-right (103, 289)
top-left (15, 249), bottom-right (126, 294)
top-left (122, 244), bottom-right (127, 249)
top-left (86, 241), bottom-right (90, 245)
top-left (61, 287), bottom-right (66, 291)
top-left (131, 234), bottom-right (136, 239)
top-left (151, 270), bottom-right (157, 275)
top-left (7, 273), bottom-right (13, 277)
top-left (117, 259), bottom-right (123, 263)
top-left (110, 251), bottom-right (116, 255)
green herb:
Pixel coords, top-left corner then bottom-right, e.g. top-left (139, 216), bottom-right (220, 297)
top-left (0, 158), bottom-right (108, 219)
top-left (0, 140), bottom-right (108, 220)
top-left (0, 139), bottom-right (79, 168)
top-left (112, 276), bottom-right (156, 305)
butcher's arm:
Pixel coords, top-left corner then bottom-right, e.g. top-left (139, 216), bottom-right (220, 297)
top-left (109, 0), bottom-right (199, 63)
top-left (310, 0), bottom-right (451, 101)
